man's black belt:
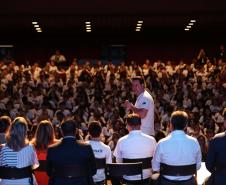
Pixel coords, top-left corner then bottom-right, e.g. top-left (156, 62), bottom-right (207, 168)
top-left (123, 157), bottom-right (152, 169)
top-left (52, 164), bottom-right (88, 178)
top-left (0, 165), bottom-right (33, 179)
top-left (160, 163), bottom-right (196, 176)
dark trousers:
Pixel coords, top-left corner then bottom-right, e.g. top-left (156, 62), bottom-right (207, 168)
top-left (160, 176), bottom-right (196, 185)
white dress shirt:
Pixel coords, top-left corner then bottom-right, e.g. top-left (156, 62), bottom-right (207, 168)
top-left (152, 130), bottom-right (202, 181)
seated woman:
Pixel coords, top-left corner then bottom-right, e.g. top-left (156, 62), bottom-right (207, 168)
top-left (31, 120), bottom-right (59, 185)
top-left (0, 116), bottom-right (39, 185)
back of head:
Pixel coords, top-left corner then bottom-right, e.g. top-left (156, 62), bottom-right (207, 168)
top-left (6, 117), bottom-right (28, 151)
top-left (0, 116), bottom-right (11, 133)
top-left (34, 120), bottom-right (55, 149)
top-left (88, 121), bottom-right (102, 138)
top-left (126, 113), bottom-right (141, 129)
top-left (170, 111), bottom-right (188, 131)
top-left (61, 119), bottom-right (77, 136)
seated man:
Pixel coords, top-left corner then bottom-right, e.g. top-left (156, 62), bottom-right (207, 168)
top-left (87, 121), bottom-right (112, 185)
top-left (152, 110), bottom-right (202, 185)
top-left (46, 119), bottom-right (96, 185)
top-left (114, 113), bottom-right (156, 185)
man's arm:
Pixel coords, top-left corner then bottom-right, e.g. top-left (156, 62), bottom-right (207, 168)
top-left (205, 139), bottom-right (216, 172)
top-left (124, 100), bottom-right (148, 118)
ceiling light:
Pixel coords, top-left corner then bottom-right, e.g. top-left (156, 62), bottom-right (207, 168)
top-left (186, 25), bottom-right (192, 28)
top-left (138, 21), bottom-right (143, 23)
top-left (86, 27), bottom-right (91, 30)
top-left (137, 23), bottom-right (142, 26)
top-left (86, 30), bottom-right (91, 32)
top-left (37, 30), bottom-right (42, 32)
top-left (85, 21), bottom-right (91, 24)
top-left (135, 28), bottom-right (141, 32)
top-left (190, 20), bottom-right (196, 23)
top-left (136, 26), bottom-right (142, 29)
top-left (86, 25), bottom-right (91, 27)
top-left (189, 23), bottom-right (194, 26)
top-left (32, 22), bottom-right (38, 24)
top-left (36, 27), bottom-right (41, 31)
top-left (184, 28), bottom-right (189, 31)
top-left (34, 25), bottom-right (39, 28)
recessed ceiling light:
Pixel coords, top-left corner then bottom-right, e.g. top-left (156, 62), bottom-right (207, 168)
top-left (86, 25), bottom-right (91, 27)
top-left (138, 21), bottom-right (143, 23)
top-left (34, 25), bottom-right (39, 28)
top-left (36, 27), bottom-right (41, 31)
top-left (186, 25), bottom-right (192, 28)
top-left (136, 26), bottom-right (142, 29)
top-left (85, 21), bottom-right (91, 24)
top-left (190, 20), bottom-right (196, 23)
top-left (86, 30), bottom-right (91, 32)
top-left (184, 28), bottom-right (189, 31)
top-left (189, 23), bottom-right (194, 26)
top-left (32, 22), bottom-right (38, 24)
top-left (86, 27), bottom-right (91, 30)
top-left (37, 30), bottom-right (42, 32)
top-left (135, 29), bottom-right (141, 32)
top-left (137, 23), bottom-right (142, 26)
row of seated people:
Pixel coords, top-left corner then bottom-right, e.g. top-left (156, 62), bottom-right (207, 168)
top-left (1, 109), bottom-right (226, 185)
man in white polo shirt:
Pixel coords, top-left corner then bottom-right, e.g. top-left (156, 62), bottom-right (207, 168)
top-left (87, 121), bottom-right (112, 185)
top-left (113, 113), bottom-right (156, 185)
top-left (125, 76), bottom-right (155, 136)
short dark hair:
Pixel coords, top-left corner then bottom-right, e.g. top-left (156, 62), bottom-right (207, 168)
top-left (170, 111), bottom-right (188, 130)
top-left (0, 116), bottom-right (11, 133)
top-left (88, 121), bottom-right (102, 138)
top-left (61, 119), bottom-right (77, 136)
top-left (132, 76), bottom-right (144, 85)
top-left (126, 113), bottom-right (141, 127)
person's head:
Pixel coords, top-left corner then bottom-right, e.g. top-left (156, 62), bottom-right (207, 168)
top-left (88, 121), bottom-right (102, 139)
top-left (132, 76), bottom-right (145, 96)
top-left (6, 117), bottom-right (28, 151)
top-left (33, 120), bottom-right (55, 149)
top-left (170, 110), bottom-right (188, 131)
top-left (126, 113), bottom-right (141, 131)
top-left (61, 119), bottom-right (77, 136)
top-left (0, 116), bottom-right (11, 134)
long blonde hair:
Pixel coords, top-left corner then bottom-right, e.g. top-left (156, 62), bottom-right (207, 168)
top-left (6, 117), bottom-right (28, 151)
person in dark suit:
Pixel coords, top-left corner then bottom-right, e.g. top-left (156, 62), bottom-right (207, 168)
top-left (205, 108), bottom-right (226, 185)
top-left (46, 119), bottom-right (96, 185)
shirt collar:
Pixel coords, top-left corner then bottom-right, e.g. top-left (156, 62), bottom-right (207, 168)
top-left (171, 130), bottom-right (186, 136)
top-left (129, 130), bottom-right (142, 135)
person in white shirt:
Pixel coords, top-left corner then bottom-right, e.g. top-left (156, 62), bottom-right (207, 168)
top-left (113, 113), bottom-right (156, 185)
top-left (125, 76), bottom-right (155, 136)
top-left (152, 110), bottom-right (202, 185)
top-left (87, 121), bottom-right (112, 185)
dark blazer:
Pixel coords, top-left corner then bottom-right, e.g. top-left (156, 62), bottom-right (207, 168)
top-left (206, 132), bottom-right (226, 185)
top-left (46, 137), bottom-right (96, 185)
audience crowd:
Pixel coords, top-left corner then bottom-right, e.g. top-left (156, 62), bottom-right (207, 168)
top-left (0, 47), bottom-right (225, 162)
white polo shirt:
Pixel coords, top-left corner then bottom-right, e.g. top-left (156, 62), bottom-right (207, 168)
top-left (87, 140), bottom-right (112, 182)
top-left (113, 130), bottom-right (156, 181)
top-left (152, 130), bottom-right (202, 181)
top-left (135, 90), bottom-right (155, 136)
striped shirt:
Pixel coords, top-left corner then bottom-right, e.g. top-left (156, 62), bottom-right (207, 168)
top-left (0, 144), bottom-right (39, 185)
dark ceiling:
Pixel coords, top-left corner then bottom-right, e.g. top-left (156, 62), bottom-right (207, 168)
top-left (1, 0), bottom-right (226, 42)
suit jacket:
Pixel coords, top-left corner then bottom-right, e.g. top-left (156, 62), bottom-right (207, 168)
top-left (46, 137), bottom-right (96, 185)
top-left (206, 132), bottom-right (226, 185)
